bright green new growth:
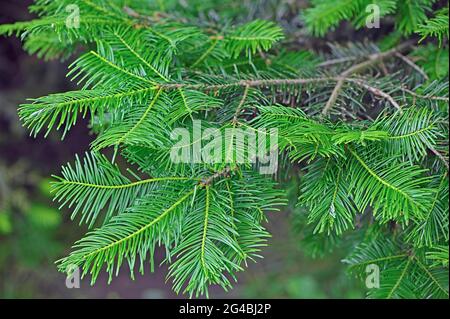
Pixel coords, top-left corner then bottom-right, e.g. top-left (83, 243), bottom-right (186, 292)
top-left (1, 0), bottom-right (448, 298)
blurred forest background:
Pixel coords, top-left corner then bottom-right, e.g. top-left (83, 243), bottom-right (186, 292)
top-left (0, 0), bottom-right (364, 298)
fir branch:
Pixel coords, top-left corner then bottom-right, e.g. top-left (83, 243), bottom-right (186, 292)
top-left (3, 0), bottom-right (449, 299)
top-left (321, 41), bottom-right (414, 116)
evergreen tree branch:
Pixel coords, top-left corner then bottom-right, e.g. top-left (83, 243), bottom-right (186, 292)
top-left (395, 53), bottom-right (429, 81)
top-left (321, 41), bottom-right (414, 116)
top-left (387, 257), bottom-right (412, 299)
top-left (346, 78), bottom-right (402, 112)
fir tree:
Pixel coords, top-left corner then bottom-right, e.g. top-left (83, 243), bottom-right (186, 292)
top-left (1, 0), bottom-right (448, 298)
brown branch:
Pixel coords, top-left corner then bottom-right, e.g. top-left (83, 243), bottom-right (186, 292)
top-left (400, 86), bottom-right (449, 102)
top-left (321, 41), bottom-right (414, 117)
top-left (232, 85), bottom-right (250, 124)
top-left (317, 56), bottom-right (358, 67)
top-left (199, 166), bottom-right (235, 186)
top-left (395, 53), bottom-right (429, 81)
top-left (346, 78), bottom-right (402, 112)
top-left (429, 147), bottom-right (449, 170)
top-left (322, 77), bottom-right (345, 117)
top-left (156, 76), bottom-right (409, 114)
top-left (158, 77), bottom-right (335, 91)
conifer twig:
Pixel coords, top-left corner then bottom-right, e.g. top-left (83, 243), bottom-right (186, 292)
top-left (159, 77), bottom-right (404, 113)
top-left (321, 41), bottom-right (414, 117)
top-left (395, 53), bottom-right (429, 80)
top-left (346, 78), bottom-right (402, 112)
top-left (317, 56), bottom-right (358, 67)
top-left (429, 147), bottom-right (449, 170)
top-left (159, 77), bottom-right (334, 91)
top-left (232, 85), bottom-right (250, 124)
top-left (400, 86), bottom-right (449, 102)
top-left (199, 166), bottom-right (235, 186)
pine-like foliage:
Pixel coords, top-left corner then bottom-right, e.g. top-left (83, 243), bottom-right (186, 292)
top-left (1, 0), bottom-right (448, 298)
top-left (302, 0), bottom-right (448, 37)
